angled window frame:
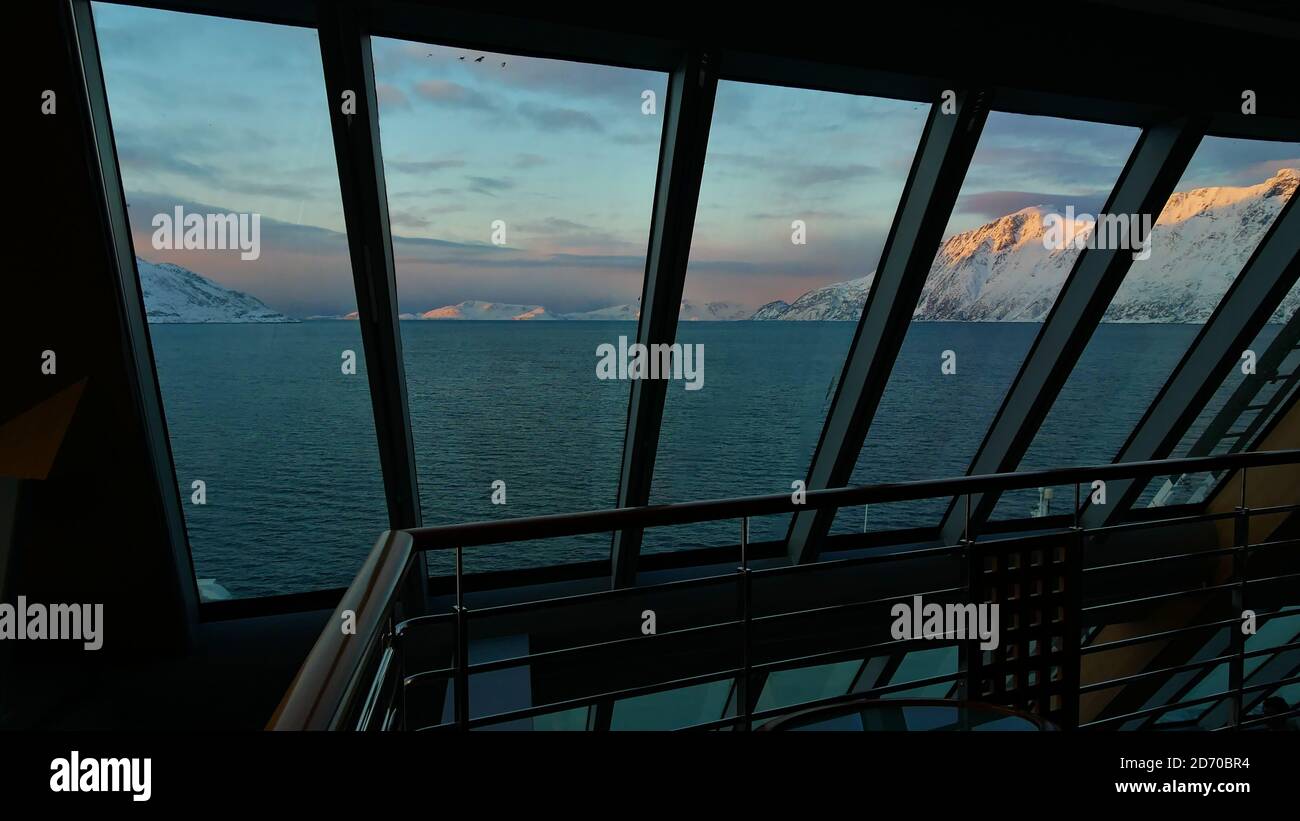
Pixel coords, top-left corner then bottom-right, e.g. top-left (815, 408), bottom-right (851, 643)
top-left (611, 57), bottom-right (946, 584)
top-left (1089, 192), bottom-right (1300, 526)
top-left (70, 0), bottom-right (427, 614)
top-left (943, 132), bottom-right (1298, 536)
top-left (782, 91), bottom-right (1300, 559)
top-left (358, 7), bottom-right (682, 586)
top-left (927, 116), bottom-right (1209, 547)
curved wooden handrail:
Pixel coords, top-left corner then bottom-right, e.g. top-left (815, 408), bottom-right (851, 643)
top-left (268, 529), bottom-right (414, 731)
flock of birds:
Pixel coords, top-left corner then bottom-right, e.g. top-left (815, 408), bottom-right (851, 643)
top-left (431, 52), bottom-right (507, 68)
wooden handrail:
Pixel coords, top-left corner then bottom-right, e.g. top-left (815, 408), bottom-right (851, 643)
top-left (268, 529), bottom-right (414, 730)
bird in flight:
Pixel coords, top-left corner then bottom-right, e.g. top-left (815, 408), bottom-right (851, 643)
top-left (474, 55), bottom-right (484, 62)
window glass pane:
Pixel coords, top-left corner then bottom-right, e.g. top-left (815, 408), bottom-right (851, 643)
top-left (1171, 633), bottom-right (1299, 730)
top-left (644, 82), bottom-right (929, 553)
top-left (1152, 663), bottom-right (1229, 726)
top-left (1116, 627), bottom-right (1231, 729)
top-left (755, 659), bottom-right (862, 713)
top-left (879, 682), bottom-right (955, 700)
top-left (93, 4), bottom-right (387, 598)
top-left (1244, 610), bottom-right (1300, 678)
top-left (371, 39), bottom-right (667, 570)
top-left (997, 144), bottom-right (1298, 520)
top-left (833, 113), bottom-right (1141, 533)
top-left (610, 678), bottom-right (734, 729)
top-left (888, 645), bottom-right (957, 690)
top-left (530, 706), bottom-right (590, 731)
top-left (1142, 280), bottom-right (1300, 508)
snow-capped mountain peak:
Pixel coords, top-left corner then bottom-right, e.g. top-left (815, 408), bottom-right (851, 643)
top-left (1158, 168), bottom-right (1297, 225)
top-left (138, 257), bottom-right (293, 323)
top-left (754, 168), bottom-right (1298, 324)
top-left (752, 274), bottom-right (875, 321)
top-left (563, 300), bottom-right (750, 321)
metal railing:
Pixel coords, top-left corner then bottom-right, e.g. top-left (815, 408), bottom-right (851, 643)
top-left (269, 449), bottom-right (1300, 731)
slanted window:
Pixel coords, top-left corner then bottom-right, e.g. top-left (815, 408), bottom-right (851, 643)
top-left (372, 38), bottom-right (668, 570)
top-left (832, 113), bottom-right (1140, 533)
top-left (646, 81), bottom-right (929, 553)
top-left (93, 3), bottom-right (387, 598)
top-left (996, 140), bottom-right (1298, 521)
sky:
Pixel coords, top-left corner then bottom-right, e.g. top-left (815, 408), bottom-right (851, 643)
top-left (93, 3), bottom-right (1300, 319)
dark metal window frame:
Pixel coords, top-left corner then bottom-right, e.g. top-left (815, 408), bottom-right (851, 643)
top-left (68, 0), bottom-right (1300, 624)
top-left (1086, 194), bottom-right (1300, 527)
top-left (1149, 262), bottom-right (1300, 509)
top-left (931, 117), bottom-right (1209, 546)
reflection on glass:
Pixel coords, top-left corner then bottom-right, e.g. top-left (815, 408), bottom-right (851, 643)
top-left (647, 82), bottom-right (928, 553)
top-left (610, 678), bottom-right (733, 729)
top-left (93, 4), bottom-right (387, 598)
top-left (888, 645), bottom-right (958, 694)
top-left (754, 659), bottom-right (862, 713)
top-left (996, 139), bottom-right (1299, 521)
top-left (372, 38), bottom-right (667, 570)
top-left (1143, 282), bottom-right (1300, 507)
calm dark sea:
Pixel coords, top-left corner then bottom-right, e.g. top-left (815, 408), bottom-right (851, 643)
top-left (148, 321), bottom-right (1259, 598)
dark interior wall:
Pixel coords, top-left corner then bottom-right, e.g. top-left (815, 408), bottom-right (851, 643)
top-left (8, 1), bottom-right (187, 655)
top-left (414, 0), bottom-right (1300, 122)
top-left (1, 1), bottom-right (329, 730)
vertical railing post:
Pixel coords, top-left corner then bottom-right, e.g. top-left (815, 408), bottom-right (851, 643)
top-left (455, 544), bottom-right (469, 730)
top-left (959, 493), bottom-right (975, 702)
top-left (1064, 481), bottom-right (1084, 730)
top-left (739, 516), bottom-right (752, 731)
top-left (1229, 467), bottom-right (1249, 730)
top-left (397, 617), bottom-right (406, 731)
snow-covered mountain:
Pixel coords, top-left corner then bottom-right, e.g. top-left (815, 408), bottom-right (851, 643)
top-left (138, 257), bottom-right (293, 323)
top-left (329, 299), bottom-right (750, 321)
top-left (754, 168), bottom-right (1298, 323)
top-left (338, 310), bottom-right (419, 320)
top-left (419, 300), bottom-right (557, 320)
top-left (1106, 169), bottom-right (1298, 323)
top-left (911, 206), bottom-right (1082, 321)
top-left (140, 170), bottom-right (1294, 326)
top-left (754, 275), bottom-right (876, 321)
top-left (678, 300), bottom-right (751, 321)
top-left (564, 299), bottom-right (751, 321)
top-left (564, 303), bottom-right (641, 320)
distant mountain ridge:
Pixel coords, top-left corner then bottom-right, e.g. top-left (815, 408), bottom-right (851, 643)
top-left (138, 169), bottom-right (1296, 324)
top-left (756, 168), bottom-right (1298, 323)
top-left (417, 300), bottom-right (560, 320)
top-left (350, 299), bottom-right (751, 321)
top-left (753, 275), bottom-right (874, 321)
